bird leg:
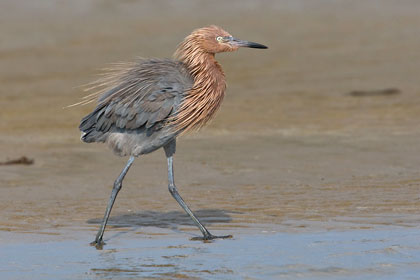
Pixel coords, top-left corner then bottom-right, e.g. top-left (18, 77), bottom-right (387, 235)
top-left (164, 141), bottom-right (232, 241)
top-left (90, 155), bottom-right (135, 249)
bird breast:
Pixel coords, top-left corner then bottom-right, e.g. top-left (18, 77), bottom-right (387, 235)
top-left (171, 54), bottom-right (227, 134)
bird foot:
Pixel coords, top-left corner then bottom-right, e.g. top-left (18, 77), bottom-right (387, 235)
top-left (190, 234), bottom-right (233, 242)
top-left (90, 239), bottom-right (105, 250)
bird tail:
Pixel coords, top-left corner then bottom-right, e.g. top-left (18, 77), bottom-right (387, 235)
top-left (79, 108), bottom-right (108, 143)
top-left (80, 128), bottom-right (107, 143)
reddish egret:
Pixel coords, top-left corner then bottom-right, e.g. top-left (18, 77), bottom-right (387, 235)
top-left (79, 25), bottom-right (267, 248)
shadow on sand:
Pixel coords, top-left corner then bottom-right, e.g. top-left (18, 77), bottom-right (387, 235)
top-left (87, 209), bottom-right (235, 230)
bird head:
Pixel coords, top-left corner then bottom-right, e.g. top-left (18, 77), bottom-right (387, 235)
top-left (190, 25), bottom-right (268, 53)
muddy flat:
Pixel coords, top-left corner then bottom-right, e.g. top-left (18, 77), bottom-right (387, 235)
top-left (1, 1), bottom-right (420, 279)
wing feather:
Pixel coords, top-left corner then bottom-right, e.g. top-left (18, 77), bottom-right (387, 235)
top-left (79, 58), bottom-right (193, 142)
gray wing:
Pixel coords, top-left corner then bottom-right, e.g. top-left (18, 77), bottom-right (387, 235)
top-left (79, 59), bottom-right (193, 143)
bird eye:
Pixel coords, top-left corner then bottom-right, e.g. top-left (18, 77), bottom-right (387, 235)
top-left (216, 36), bottom-right (223, 42)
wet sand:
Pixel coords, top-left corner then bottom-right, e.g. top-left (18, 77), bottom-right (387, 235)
top-left (1, 0), bottom-right (420, 279)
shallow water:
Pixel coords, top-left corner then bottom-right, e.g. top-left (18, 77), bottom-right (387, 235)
top-left (1, 0), bottom-right (420, 279)
top-left (2, 226), bottom-right (420, 280)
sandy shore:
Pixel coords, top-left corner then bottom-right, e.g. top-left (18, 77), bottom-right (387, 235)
top-left (1, 0), bottom-right (420, 279)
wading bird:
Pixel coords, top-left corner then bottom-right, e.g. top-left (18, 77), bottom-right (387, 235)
top-left (79, 25), bottom-right (267, 248)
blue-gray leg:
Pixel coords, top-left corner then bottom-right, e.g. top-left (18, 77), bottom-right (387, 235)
top-left (91, 155), bottom-right (135, 249)
top-left (164, 140), bottom-right (232, 241)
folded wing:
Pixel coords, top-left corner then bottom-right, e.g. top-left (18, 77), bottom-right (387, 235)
top-left (79, 59), bottom-right (193, 143)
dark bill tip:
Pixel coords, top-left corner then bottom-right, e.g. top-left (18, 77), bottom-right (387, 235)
top-left (245, 42), bottom-right (268, 49)
top-left (229, 37), bottom-right (268, 49)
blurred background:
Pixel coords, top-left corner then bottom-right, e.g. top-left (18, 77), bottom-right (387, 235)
top-left (1, 0), bottom-right (420, 278)
top-left (2, 0), bottom-right (420, 139)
